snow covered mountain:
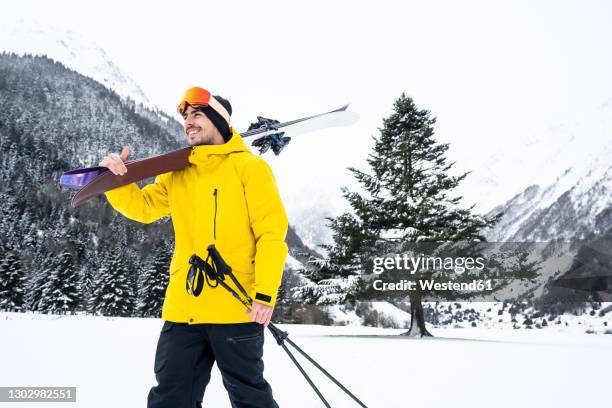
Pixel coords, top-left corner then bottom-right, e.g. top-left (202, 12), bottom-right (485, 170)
top-left (0, 19), bottom-right (352, 249)
top-left (276, 98), bottom-right (612, 249)
top-left (0, 19), bottom-right (152, 110)
top-left (3, 19), bottom-right (610, 250)
top-left (2, 19), bottom-right (608, 318)
top-left (483, 100), bottom-right (612, 242)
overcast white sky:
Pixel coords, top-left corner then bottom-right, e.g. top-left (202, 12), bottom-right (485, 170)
top-left (2, 0), bottom-right (611, 241)
top-left (4, 0), bottom-right (611, 145)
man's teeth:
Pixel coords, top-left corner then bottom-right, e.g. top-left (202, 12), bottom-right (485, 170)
top-left (188, 129), bottom-right (200, 135)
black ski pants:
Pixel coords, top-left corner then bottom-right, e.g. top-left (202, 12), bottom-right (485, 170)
top-left (147, 320), bottom-right (278, 408)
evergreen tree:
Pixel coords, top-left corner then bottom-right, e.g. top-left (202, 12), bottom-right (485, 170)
top-left (25, 245), bottom-right (52, 312)
top-left (0, 249), bottom-right (26, 311)
top-left (0, 186), bottom-right (21, 250)
top-left (136, 241), bottom-right (170, 318)
top-left (17, 210), bottom-right (37, 250)
top-left (39, 249), bottom-right (80, 314)
top-left (317, 94), bottom-right (501, 336)
top-left (0, 53), bottom-right (180, 318)
top-left (90, 250), bottom-right (136, 317)
top-left (80, 260), bottom-right (97, 314)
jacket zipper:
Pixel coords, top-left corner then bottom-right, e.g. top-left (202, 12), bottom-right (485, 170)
top-left (213, 188), bottom-right (218, 241)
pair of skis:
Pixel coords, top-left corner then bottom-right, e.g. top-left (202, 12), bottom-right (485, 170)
top-left (60, 105), bottom-right (358, 207)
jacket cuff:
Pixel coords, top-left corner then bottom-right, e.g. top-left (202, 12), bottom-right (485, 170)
top-left (251, 289), bottom-right (277, 307)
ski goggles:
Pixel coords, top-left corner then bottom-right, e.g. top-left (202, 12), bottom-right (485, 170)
top-left (177, 87), bottom-right (231, 125)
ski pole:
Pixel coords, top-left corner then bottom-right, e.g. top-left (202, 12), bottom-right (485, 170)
top-left (268, 323), bottom-right (368, 408)
top-left (189, 247), bottom-right (370, 408)
top-left (211, 281), bottom-right (364, 407)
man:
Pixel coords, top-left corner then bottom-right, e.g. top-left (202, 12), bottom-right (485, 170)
top-left (99, 87), bottom-right (288, 408)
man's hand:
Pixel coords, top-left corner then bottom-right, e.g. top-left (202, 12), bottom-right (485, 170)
top-left (246, 301), bottom-right (274, 326)
top-left (99, 146), bottom-right (130, 175)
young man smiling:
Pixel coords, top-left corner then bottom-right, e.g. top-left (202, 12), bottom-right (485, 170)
top-left (99, 87), bottom-right (288, 408)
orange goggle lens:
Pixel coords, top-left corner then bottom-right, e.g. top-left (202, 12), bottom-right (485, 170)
top-left (177, 87), bottom-right (212, 114)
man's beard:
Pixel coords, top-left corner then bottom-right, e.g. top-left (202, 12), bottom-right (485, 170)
top-left (194, 139), bottom-right (213, 146)
top-left (189, 133), bottom-right (213, 146)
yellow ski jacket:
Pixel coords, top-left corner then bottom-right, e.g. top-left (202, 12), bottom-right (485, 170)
top-left (104, 129), bottom-right (289, 324)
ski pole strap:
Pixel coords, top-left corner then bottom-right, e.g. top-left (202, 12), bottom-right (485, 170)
top-left (206, 245), bottom-right (253, 304)
top-left (206, 244), bottom-right (232, 276)
top-left (186, 246), bottom-right (252, 308)
top-left (186, 254), bottom-right (220, 297)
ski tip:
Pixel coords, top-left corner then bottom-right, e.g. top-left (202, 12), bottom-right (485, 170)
top-left (338, 103), bottom-right (350, 111)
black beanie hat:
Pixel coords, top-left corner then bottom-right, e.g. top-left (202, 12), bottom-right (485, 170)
top-left (196, 95), bottom-right (233, 142)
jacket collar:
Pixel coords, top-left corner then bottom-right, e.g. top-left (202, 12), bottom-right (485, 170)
top-left (188, 128), bottom-right (249, 165)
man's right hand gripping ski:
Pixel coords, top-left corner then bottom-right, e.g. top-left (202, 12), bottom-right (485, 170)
top-left (99, 146), bottom-right (130, 175)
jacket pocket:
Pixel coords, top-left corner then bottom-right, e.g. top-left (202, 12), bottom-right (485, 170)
top-left (227, 331), bottom-right (263, 344)
top-left (226, 323), bottom-right (264, 344)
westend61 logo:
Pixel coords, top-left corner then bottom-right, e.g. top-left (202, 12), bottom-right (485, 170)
top-left (371, 254), bottom-right (491, 292)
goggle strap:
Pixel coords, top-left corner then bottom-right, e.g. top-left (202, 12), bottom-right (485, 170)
top-left (208, 96), bottom-right (232, 126)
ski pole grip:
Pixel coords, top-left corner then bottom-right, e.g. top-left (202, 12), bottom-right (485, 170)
top-left (206, 244), bottom-right (232, 277)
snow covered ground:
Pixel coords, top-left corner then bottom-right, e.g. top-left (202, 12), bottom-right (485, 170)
top-left (1, 312), bottom-right (611, 408)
